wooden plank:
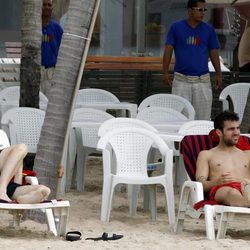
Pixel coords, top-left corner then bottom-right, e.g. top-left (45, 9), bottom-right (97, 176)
top-left (4, 42), bottom-right (22, 48)
top-left (85, 56), bottom-right (175, 71)
top-left (86, 55), bottom-right (163, 63)
top-left (6, 48), bottom-right (21, 53)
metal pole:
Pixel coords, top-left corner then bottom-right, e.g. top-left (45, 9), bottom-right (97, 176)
top-left (136, 0), bottom-right (146, 56)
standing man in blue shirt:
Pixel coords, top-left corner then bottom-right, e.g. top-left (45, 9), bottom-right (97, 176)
top-left (41, 0), bottom-right (63, 97)
top-left (163, 0), bottom-right (222, 120)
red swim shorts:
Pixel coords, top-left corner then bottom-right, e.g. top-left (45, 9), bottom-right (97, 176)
top-left (209, 182), bottom-right (242, 201)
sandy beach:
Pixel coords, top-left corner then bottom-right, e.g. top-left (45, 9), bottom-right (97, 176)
top-left (1, 156), bottom-right (250, 250)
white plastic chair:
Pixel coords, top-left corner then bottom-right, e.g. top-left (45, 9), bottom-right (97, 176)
top-left (138, 94), bottom-right (195, 120)
top-left (0, 129), bottom-right (69, 236)
top-left (178, 120), bottom-right (214, 136)
top-left (76, 88), bottom-right (138, 117)
top-left (0, 86), bottom-right (48, 113)
top-left (0, 128), bottom-right (10, 149)
top-left (98, 117), bottom-right (158, 137)
top-left (98, 117), bottom-right (158, 216)
top-left (136, 107), bottom-right (188, 133)
top-left (97, 127), bottom-right (175, 224)
top-left (1, 107), bottom-right (45, 153)
top-left (69, 108), bottom-right (114, 192)
top-left (77, 88), bottom-right (120, 104)
top-left (219, 83), bottom-right (250, 122)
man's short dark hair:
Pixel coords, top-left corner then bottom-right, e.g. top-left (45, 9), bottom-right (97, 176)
top-left (187, 0), bottom-right (206, 8)
top-left (214, 111), bottom-right (239, 131)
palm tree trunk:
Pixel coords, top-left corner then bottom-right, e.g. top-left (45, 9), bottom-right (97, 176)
top-left (240, 92), bottom-right (250, 133)
top-left (33, 0), bottom-right (101, 198)
top-left (20, 0), bottom-right (41, 108)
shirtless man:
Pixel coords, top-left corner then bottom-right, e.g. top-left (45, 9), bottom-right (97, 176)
top-left (196, 111), bottom-right (250, 207)
top-left (0, 144), bottom-right (50, 204)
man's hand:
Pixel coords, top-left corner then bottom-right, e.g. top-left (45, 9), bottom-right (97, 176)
top-left (214, 73), bottom-right (222, 90)
top-left (217, 172), bottom-right (237, 185)
top-left (163, 72), bottom-right (172, 86)
top-left (57, 164), bottom-right (64, 178)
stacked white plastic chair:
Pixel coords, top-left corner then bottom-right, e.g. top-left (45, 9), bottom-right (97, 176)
top-left (76, 88), bottom-right (138, 117)
top-left (0, 86), bottom-right (48, 124)
top-left (138, 93), bottom-right (195, 120)
top-left (219, 82), bottom-right (250, 122)
top-left (69, 108), bottom-right (114, 192)
top-left (178, 120), bottom-right (214, 136)
top-left (97, 127), bottom-right (175, 224)
top-left (136, 106), bottom-right (188, 133)
top-left (1, 107), bottom-right (45, 153)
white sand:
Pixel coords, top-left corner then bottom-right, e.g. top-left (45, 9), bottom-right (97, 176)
top-left (1, 156), bottom-right (250, 250)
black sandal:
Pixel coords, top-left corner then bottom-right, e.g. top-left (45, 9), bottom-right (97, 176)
top-left (85, 232), bottom-right (123, 241)
top-left (65, 231), bottom-right (82, 241)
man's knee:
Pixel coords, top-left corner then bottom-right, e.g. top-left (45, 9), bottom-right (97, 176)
top-left (39, 185), bottom-right (51, 197)
top-left (216, 188), bottom-right (241, 206)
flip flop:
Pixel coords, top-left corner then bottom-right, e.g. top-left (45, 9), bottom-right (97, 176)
top-left (85, 232), bottom-right (123, 241)
top-left (65, 231), bottom-right (82, 241)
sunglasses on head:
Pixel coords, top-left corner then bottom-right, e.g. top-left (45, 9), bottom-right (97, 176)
top-left (191, 7), bottom-right (207, 12)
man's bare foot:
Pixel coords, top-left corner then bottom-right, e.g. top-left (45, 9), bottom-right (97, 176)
top-left (241, 179), bottom-right (250, 204)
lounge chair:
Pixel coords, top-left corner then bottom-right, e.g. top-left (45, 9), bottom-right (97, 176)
top-left (0, 129), bottom-right (70, 236)
top-left (175, 134), bottom-right (250, 240)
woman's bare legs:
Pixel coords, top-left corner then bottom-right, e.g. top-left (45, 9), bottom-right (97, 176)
top-left (0, 144), bottom-right (28, 202)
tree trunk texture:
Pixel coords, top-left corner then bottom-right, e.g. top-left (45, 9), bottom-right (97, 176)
top-left (20, 0), bottom-right (41, 108)
top-left (240, 92), bottom-right (250, 133)
top-left (34, 0), bottom-right (99, 197)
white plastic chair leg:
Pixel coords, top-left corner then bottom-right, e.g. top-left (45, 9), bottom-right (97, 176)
top-left (106, 182), bottom-right (115, 222)
top-left (217, 212), bottom-right (235, 239)
top-left (164, 182), bottom-right (175, 225)
top-left (128, 184), bottom-right (139, 216)
top-left (204, 205), bottom-right (216, 240)
top-left (100, 176), bottom-right (112, 222)
top-left (148, 185), bottom-right (157, 221)
top-left (45, 209), bottom-right (57, 236)
top-left (76, 146), bottom-right (89, 192)
top-left (55, 207), bottom-right (70, 236)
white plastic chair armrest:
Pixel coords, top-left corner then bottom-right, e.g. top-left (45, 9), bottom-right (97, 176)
top-left (181, 180), bottom-right (204, 204)
top-left (24, 176), bottom-right (39, 185)
top-left (219, 98), bottom-right (229, 111)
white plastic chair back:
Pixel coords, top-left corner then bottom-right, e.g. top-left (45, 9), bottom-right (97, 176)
top-left (98, 117), bottom-right (158, 137)
top-left (76, 88), bottom-right (120, 104)
top-left (73, 107), bottom-right (113, 124)
top-left (136, 107), bottom-right (188, 124)
top-left (73, 108), bottom-right (114, 148)
top-left (178, 120), bottom-right (214, 135)
top-left (1, 107), bottom-right (45, 153)
top-left (219, 83), bottom-right (250, 122)
top-left (0, 129), bottom-right (10, 149)
top-left (138, 94), bottom-right (195, 120)
top-left (0, 86), bottom-right (48, 109)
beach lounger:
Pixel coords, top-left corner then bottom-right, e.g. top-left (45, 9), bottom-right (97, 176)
top-left (0, 129), bottom-right (70, 236)
top-left (175, 134), bottom-right (250, 240)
